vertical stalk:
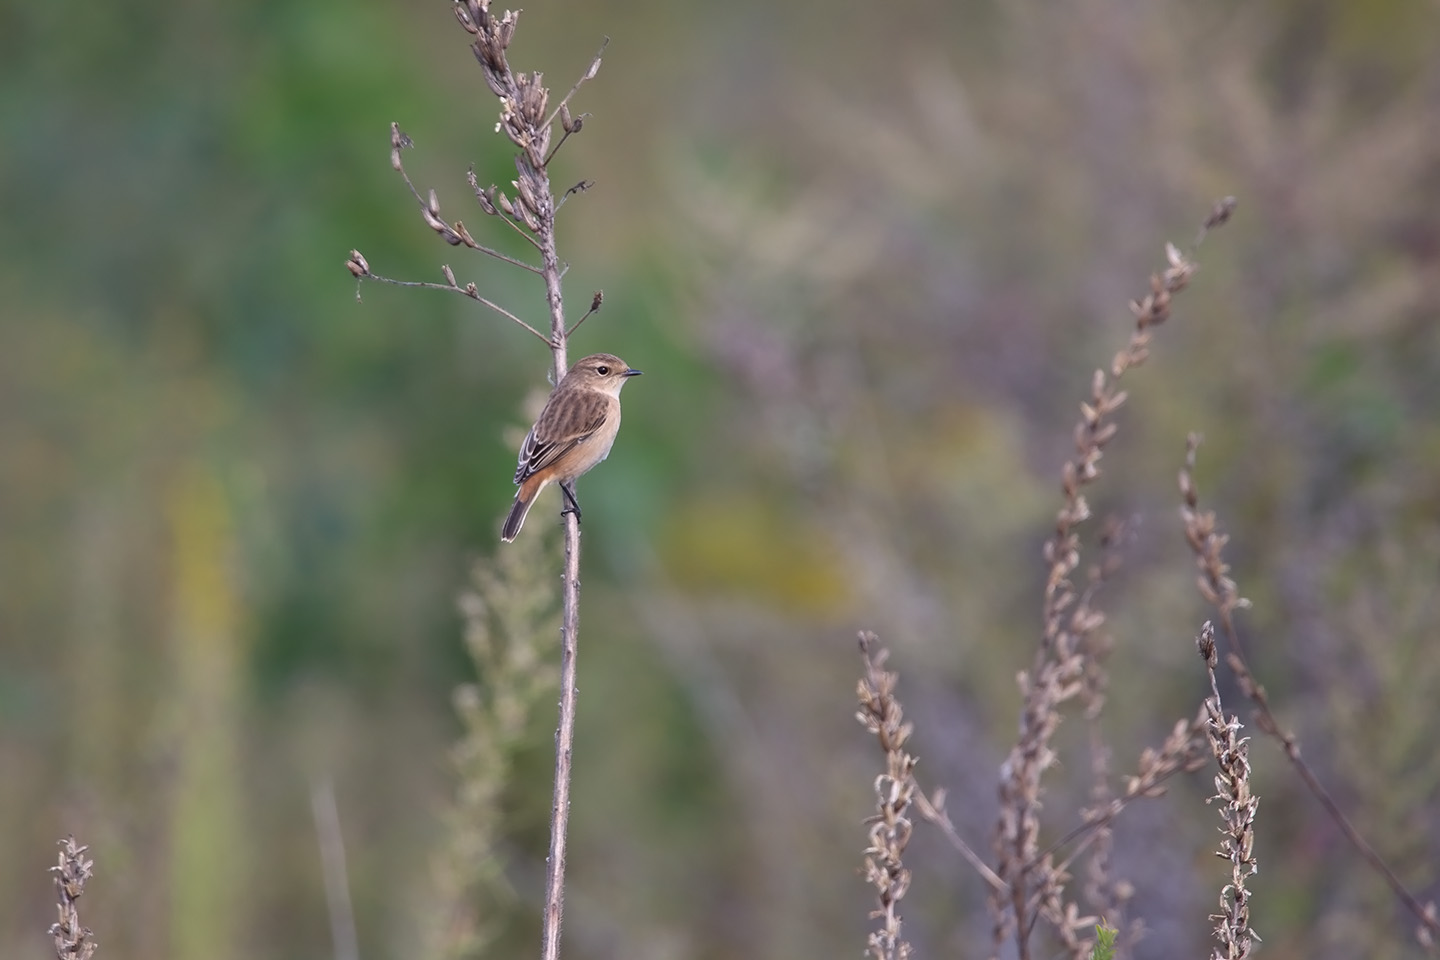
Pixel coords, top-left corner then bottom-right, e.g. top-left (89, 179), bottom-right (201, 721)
top-left (538, 200), bottom-right (577, 960)
top-left (351, 9), bottom-right (612, 955)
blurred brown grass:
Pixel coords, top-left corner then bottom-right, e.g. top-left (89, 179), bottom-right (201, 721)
top-left (849, 222), bottom-right (1433, 959)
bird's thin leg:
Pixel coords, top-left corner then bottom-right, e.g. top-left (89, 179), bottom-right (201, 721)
top-left (560, 480), bottom-right (582, 522)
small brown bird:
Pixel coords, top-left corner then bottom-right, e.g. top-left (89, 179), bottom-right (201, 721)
top-left (501, 352), bottom-right (642, 542)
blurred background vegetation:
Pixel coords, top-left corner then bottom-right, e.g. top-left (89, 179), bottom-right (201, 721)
top-left (3, 0), bottom-right (1439, 957)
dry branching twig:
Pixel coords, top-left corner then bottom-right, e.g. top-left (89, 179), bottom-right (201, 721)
top-left (992, 222), bottom-right (1211, 960)
top-left (49, 836), bottom-right (97, 960)
top-left (856, 631), bottom-right (916, 960)
top-left (1044, 711), bottom-right (1210, 879)
top-left (1181, 436), bottom-right (1440, 951)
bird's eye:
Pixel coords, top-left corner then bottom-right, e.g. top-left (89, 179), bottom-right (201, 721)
top-left (596, 365), bottom-right (609, 375)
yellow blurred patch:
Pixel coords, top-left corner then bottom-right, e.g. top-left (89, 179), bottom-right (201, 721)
top-left (659, 495), bottom-right (853, 619)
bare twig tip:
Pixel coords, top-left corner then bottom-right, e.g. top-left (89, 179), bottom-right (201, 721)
top-left (1197, 621), bottom-right (1218, 668)
top-left (585, 38), bottom-right (610, 81)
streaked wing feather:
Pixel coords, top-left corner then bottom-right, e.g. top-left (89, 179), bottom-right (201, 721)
top-left (513, 390), bottom-right (610, 483)
top-left (513, 426), bottom-right (542, 484)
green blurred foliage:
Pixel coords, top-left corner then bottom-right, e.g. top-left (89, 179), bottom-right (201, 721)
top-left (3, 0), bottom-right (1440, 958)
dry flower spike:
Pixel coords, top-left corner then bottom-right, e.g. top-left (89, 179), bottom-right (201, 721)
top-left (857, 632), bottom-right (916, 960)
top-left (49, 836), bottom-right (97, 960)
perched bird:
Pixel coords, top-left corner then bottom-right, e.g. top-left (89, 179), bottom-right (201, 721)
top-left (501, 352), bottom-right (642, 542)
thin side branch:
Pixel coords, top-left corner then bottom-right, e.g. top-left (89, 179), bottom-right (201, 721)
top-left (344, 254), bottom-right (551, 345)
top-left (544, 125), bottom-right (586, 167)
top-left (553, 179), bottom-right (594, 213)
top-left (564, 291), bottom-right (603, 339)
top-left (1038, 710), bottom-right (1209, 873)
top-left (542, 38), bottom-right (609, 136)
top-left (912, 788), bottom-right (1009, 895)
top-left (392, 124), bottom-right (543, 261)
top-left (495, 206), bottom-right (548, 251)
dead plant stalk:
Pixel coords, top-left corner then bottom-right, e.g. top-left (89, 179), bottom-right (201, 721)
top-left (993, 231), bottom-right (1207, 960)
top-left (1180, 435), bottom-right (1440, 950)
top-left (346, 4), bottom-right (609, 957)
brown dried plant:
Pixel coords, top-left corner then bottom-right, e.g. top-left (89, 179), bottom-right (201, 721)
top-left (49, 836), bottom-right (97, 960)
top-left (851, 195), bottom-right (1438, 958)
top-left (1196, 621), bottom-right (1260, 960)
top-left (850, 204), bottom-right (1232, 960)
top-left (1180, 435), bottom-right (1440, 951)
top-left (856, 631), bottom-right (917, 960)
top-left (346, 5), bottom-right (611, 959)
top-left (990, 202), bottom-right (1228, 960)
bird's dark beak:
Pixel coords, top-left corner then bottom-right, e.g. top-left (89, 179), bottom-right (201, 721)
top-left (624, 368), bottom-right (643, 377)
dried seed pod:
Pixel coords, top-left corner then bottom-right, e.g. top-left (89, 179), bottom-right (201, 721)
top-left (514, 174), bottom-right (540, 215)
top-left (453, 3), bottom-right (478, 34)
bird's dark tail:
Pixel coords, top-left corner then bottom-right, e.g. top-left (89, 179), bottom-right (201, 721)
top-left (500, 491), bottom-right (534, 542)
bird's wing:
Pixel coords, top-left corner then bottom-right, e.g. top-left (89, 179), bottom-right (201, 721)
top-left (513, 390), bottom-right (610, 484)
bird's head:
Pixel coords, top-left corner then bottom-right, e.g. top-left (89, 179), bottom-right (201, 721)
top-left (568, 353), bottom-right (642, 396)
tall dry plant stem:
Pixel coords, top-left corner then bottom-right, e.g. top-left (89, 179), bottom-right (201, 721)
top-left (856, 632), bottom-right (917, 960)
top-left (1196, 622), bottom-right (1259, 959)
top-left (1180, 436), bottom-right (1440, 950)
top-left (346, 4), bottom-right (608, 957)
top-left (50, 836), bottom-right (97, 960)
top-left (991, 201), bottom-right (1230, 960)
